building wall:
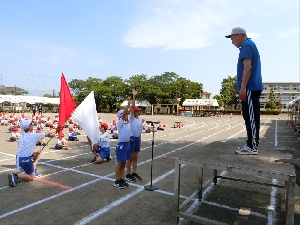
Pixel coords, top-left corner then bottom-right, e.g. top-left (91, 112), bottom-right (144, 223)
top-left (260, 82), bottom-right (300, 109)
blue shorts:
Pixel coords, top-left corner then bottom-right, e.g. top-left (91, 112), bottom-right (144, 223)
top-left (97, 146), bottom-right (110, 159)
top-left (18, 156), bottom-right (34, 175)
top-left (68, 137), bottom-right (76, 141)
top-left (55, 144), bottom-right (63, 149)
top-left (130, 136), bottom-right (141, 153)
top-left (115, 142), bottom-right (130, 163)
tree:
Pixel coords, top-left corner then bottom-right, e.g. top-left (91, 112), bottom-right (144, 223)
top-left (43, 94), bottom-right (56, 98)
top-left (220, 76), bottom-right (239, 109)
top-left (213, 94), bottom-right (224, 108)
top-left (265, 88), bottom-right (277, 110)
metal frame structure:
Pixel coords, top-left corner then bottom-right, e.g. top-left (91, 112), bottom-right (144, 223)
top-left (174, 157), bottom-right (296, 225)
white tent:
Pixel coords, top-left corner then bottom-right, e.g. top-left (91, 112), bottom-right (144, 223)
top-left (120, 100), bottom-right (151, 107)
top-left (182, 99), bottom-right (219, 107)
top-left (0, 95), bottom-right (60, 104)
top-left (0, 95), bottom-right (23, 104)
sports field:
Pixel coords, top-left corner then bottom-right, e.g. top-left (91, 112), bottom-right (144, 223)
top-left (0, 113), bottom-right (299, 225)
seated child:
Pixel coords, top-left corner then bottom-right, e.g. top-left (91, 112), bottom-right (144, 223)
top-left (68, 127), bottom-right (79, 141)
top-left (10, 127), bottom-right (20, 142)
top-left (90, 123), bottom-right (111, 163)
top-left (73, 122), bottom-right (81, 135)
top-left (35, 130), bottom-right (46, 146)
top-left (110, 120), bottom-right (116, 134)
top-left (112, 125), bottom-right (118, 139)
top-left (55, 135), bottom-right (68, 150)
top-left (156, 120), bottom-right (166, 131)
top-left (142, 118), bottom-right (148, 131)
top-left (46, 124), bottom-right (57, 137)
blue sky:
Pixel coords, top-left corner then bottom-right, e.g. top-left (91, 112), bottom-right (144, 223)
top-left (0, 0), bottom-right (299, 97)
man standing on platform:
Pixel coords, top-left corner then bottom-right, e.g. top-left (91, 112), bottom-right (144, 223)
top-left (225, 27), bottom-right (263, 155)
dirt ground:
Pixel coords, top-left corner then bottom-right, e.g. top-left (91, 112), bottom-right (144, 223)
top-left (0, 113), bottom-right (299, 225)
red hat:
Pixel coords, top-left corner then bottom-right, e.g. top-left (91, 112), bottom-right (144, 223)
top-left (142, 118), bottom-right (145, 121)
top-left (69, 127), bottom-right (73, 131)
top-left (13, 127), bottom-right (18, 131)
top-left (36, 130), bottom-right (41, 133)
top-left (134, 106), bottom-right (142, 111)
top-left (112, 120), bottom-right (116, 125)
top-left (49, 124), bottom-right (53, 127)
top-left (158, 120), bottom-right (161, 123)
top-left (101, 123), bottom-right (108, 130)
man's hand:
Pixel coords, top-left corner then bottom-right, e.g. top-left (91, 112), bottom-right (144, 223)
top-left (239, 87), bottom-right (247, 101)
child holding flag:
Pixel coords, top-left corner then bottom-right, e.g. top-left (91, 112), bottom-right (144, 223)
top-left (8, 120), bottom-right (62, 187)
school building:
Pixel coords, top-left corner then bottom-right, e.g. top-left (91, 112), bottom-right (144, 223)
top-left (260, 82), bottom-right (300, 110)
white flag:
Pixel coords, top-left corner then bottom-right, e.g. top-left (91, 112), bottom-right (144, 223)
top-left (71, 91), bottom-right (100, 147)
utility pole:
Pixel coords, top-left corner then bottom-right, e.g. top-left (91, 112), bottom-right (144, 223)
top-left (53, 89), bottom-right (55, 97)
top-left (15, 85), bottom-right (16, 96)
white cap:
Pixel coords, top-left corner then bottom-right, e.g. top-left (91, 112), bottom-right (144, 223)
top-left (225, 27), bottom-right (246, 38)
top-left (20, 120), bottom-right (32, 130)
top-left (117, 109), bottom-right (124, 118)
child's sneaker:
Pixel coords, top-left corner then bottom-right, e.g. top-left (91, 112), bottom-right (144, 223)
top-left (8, 173), bottom-right (17, 187)
top-left (106, 154), bottom-right (112, 162)
top-left (113, 180), bottom-right (124, 189)
top-left (132, 173), bottom-right (142, 181)
top-left (35, 170), bottom-right (42, 178)
top-left (120, 178), bottom-right (129, 187)
top-left (125, 174), bottom-right (136, 182)
top-left (90, 157), bottom-right (96, 163)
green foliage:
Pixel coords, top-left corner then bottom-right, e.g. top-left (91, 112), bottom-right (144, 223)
top-left (43, 94), bottom-right (56, 98)
top-left (261, 109), bottom-right (281, 115)
top-left (265, 88), bottom-right (277, 110)
top-left (219, 76), bottom-right (239, 109)
top-left (68, 72), bottom-right (203, 112)
top-left (213, 94), bottom-right (224, 107)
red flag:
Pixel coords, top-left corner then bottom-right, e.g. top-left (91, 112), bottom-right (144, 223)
top-left (58, 73), bottom-right (76, 138)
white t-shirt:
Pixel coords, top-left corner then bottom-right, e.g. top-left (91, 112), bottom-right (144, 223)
top-left (129, 114), bottom-right (143, 137)
top-left (17, 133), bottom-right (45, 157)
top-left (117, 118), bottom-right (132, 142)
top-left (97, 132), bottom-right (110, 148)
top-left (56, 137), bottom-right (67, 146)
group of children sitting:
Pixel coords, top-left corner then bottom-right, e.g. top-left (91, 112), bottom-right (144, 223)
top-left (2, 113), bottom-right (83, 150)
top-left (3, 112), bottom-right (167, 150)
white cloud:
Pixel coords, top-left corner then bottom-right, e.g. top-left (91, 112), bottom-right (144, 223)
top-left (122, 0), bottom-right (298, 51)
top-left (123, 0), bottom-right (231, 50)
top-left (247, 33), bottom-right (261, 40)
top-left (279, 28), bottom-right (299, 38)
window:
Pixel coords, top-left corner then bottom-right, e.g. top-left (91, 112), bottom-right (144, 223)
top-left (291, 94), bottom-right (300, 99)
top-left (280, 94), bottom-right (290, 100)
top-left (280, 85), bottom-right (290, 91)
top-left (263, 84), bottom-right (267, 90)
top-left (269, 85), bottom-right (278, 91)
top-left (260, 94), bottom-right (266, 99)
top-left (292, 85), bottom-right (300, 91)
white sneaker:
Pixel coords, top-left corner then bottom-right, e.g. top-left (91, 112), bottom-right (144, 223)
top-left (235, 145), bottom-right (258, 155)
top-left (235, 144), bottom-right (247, 154)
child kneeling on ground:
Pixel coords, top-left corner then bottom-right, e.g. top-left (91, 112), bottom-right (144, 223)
top-left (90, 123), bottom-right (111, 163)
top-left (8, 120), bottom-right (62, 187)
